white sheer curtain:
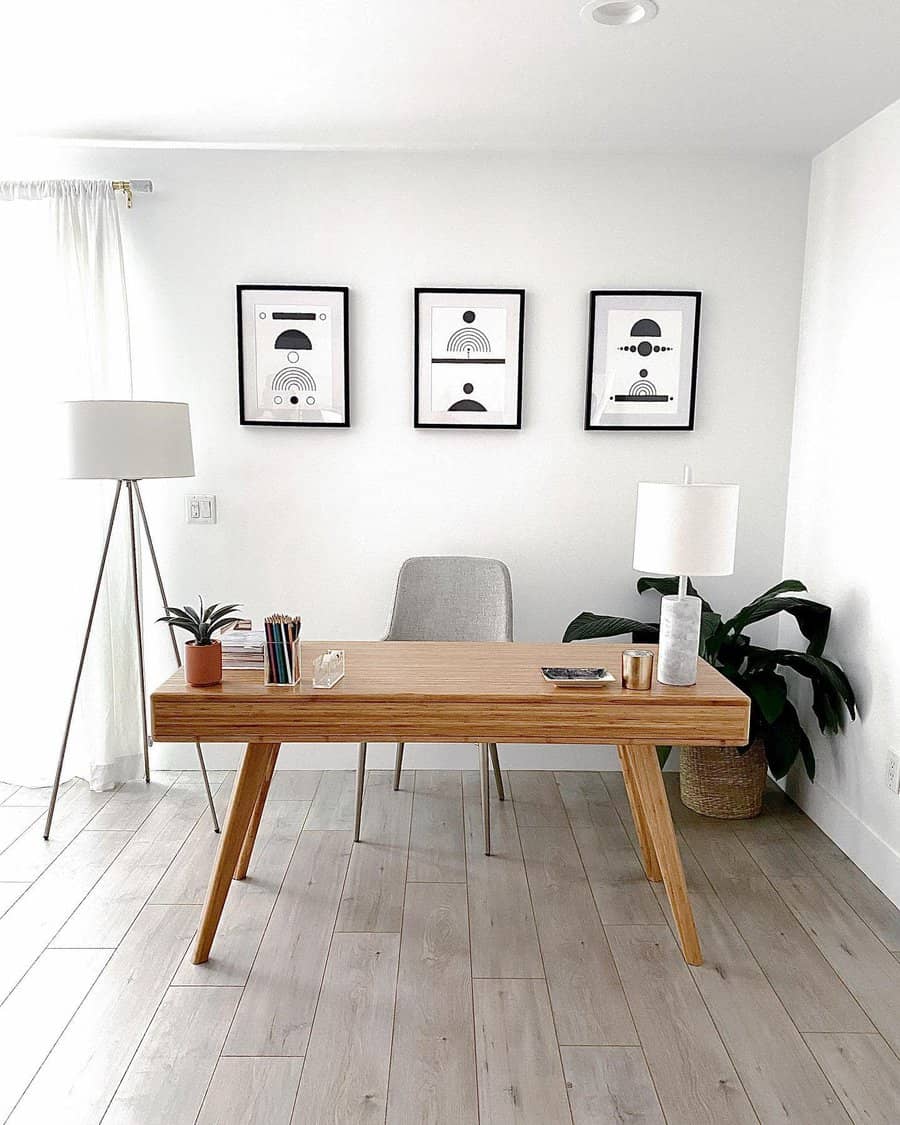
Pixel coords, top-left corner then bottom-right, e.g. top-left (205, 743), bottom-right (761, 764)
top-left (0, 180), bottom-right (143, 789)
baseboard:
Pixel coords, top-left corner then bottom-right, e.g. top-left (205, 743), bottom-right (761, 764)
top-left (151, 742), bottom-right (683, 773)
top-left (781, 774), bottom-right (900, 910)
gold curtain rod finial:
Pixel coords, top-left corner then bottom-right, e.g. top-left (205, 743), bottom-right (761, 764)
top-left (112, 181), bottom-right (133, 207)
top-left (111, 180), bottom-right (152, 208)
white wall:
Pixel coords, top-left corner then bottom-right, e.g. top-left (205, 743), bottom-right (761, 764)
top-left (780, 99), bottom-right (900, 904)
top-left (5, 145), bottom-right (809, 771)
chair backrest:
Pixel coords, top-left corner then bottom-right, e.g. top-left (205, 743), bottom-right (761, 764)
top-left (385, 556), bottom-right (513, 642)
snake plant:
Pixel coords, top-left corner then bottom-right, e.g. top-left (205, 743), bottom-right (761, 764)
top-left (158, 597), bottom-right (242, 646)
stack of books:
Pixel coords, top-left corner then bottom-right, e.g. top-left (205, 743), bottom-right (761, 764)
top-left (221, 626), bottom-right (266, 670)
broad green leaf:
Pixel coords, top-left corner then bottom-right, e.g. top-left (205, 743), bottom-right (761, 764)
top-left (724, 595), bottom-right (831, 657)
top-left (761, 700), bottom-right (808, 779)
top-left (744, 670), bottom-right (788, 724)
top-left (746, 578), bottom-right (807, 603)
top-left (768, 649), bottom-right (857, 734)
top-left (657, 746), bottom-right (672, 768)
top-left (715, 634), bottom-right (750, 676)
top-left (637, 575), bottom-right (712, 614)
top-left (699, 612), bottom-right (722, 660)
top-left (563, 614), bottom-right (657, 643)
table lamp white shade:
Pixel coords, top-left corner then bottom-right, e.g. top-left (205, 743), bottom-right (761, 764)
top-left (633, 482), bottom-right (740, 576)
top-left (61, 400), bottom-right (195, 480)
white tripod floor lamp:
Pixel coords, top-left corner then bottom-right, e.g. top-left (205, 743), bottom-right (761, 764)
top-left (44, 400), bottom-right (220, 838)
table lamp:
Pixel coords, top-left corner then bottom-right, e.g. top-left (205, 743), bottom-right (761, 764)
top-left (633, 467), bottom-right (739, 686)
top-left (44, 400), bottom-right (220, 838)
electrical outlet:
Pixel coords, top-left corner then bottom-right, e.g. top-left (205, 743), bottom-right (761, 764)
top-left (886, 749), bottom-right (900, 795)
top-left (185, 494), bottom-right (216, 524)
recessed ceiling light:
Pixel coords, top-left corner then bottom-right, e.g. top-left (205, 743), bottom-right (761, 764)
top-left (580, 0), bottom-right (659, 26)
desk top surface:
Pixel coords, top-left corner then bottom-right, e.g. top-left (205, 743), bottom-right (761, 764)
top-left (153, 641), bottom-right (745, 704)
top-left (151, 643), bottom-right (749, 745)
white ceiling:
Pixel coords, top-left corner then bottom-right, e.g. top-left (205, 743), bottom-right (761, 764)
top-left (4, 0), bottom-right (900, 153)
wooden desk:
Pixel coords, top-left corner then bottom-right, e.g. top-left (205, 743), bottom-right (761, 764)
top-left (151, 641), bottom-right (749, 967)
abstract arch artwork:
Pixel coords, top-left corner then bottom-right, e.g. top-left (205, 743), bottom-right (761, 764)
top-left (585, 290), bottom-right (700, 431)
top-left (237, 285), bottom-right (350, 427)
top-left (414, 290), bottom-right (525, 429)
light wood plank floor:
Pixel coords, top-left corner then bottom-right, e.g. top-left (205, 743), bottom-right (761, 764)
top-left (1, 769), bottom-right (899, 1124)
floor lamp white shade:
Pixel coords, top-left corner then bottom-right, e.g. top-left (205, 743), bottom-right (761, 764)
top-left (62, 399), bottom-right (195, 480)
top-left (633, 479), bottom-right (740, 686)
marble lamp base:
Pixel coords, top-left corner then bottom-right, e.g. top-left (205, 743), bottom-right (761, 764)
top-left (657, 594), bottom-right (702, 686)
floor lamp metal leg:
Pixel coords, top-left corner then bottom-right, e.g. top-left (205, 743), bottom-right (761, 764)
top-left (44, 482), bottom-right (123, 839)
top-left (134, 482), bottom-right (220, 832)
top-left (126, 482), bottom-right (151, 783)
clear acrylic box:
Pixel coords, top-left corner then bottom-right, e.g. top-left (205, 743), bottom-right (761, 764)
top-left (312, 649), bottom-right (345, 689)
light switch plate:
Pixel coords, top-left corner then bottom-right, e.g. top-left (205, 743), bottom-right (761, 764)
top-left (886, 749), bottom-right (900, 795)
top-left (186, 494), bottom-right (217, 524)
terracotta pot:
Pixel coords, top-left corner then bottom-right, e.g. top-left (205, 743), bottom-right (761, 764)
top-left (679, 739), bottom-right (768, 819)
top-left (184, 641), bottom-right (222, 687)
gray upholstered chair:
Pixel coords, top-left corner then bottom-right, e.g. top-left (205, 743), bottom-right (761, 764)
top-left (354, 556), bottom-right (513, 855)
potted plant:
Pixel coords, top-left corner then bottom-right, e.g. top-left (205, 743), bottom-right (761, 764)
top-left (158, 598), bottom-right (242, 687)
top-left (564, 578), bottom-right (856, 818)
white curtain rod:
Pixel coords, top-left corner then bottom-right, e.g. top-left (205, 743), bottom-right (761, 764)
top-left (111, 180), bottom-right (153, 208)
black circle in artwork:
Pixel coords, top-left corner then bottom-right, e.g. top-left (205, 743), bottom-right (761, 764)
top-left (639, 368), bottom-right (648, 377)
top-left (638, 341), bottom-right (653, 356)
top-left (463, 310), bottom-right (476, 323)
top-left (463, 382), bottom-right (474, 394)
top-left (290, 395), bottom-right (299, 405)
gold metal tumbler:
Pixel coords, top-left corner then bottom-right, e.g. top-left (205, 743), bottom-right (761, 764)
top-left (622, 648), bottom-right (654, 690)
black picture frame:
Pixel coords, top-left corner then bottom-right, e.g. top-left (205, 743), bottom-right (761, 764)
top-left (414, 288), bottom-right (525, 429)
top-left (584, 290), bottom-right (700, 431)
top-left (237, 284), bottom-right (350, 427)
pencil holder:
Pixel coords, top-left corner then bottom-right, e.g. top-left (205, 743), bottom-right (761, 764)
top-left (264, 636), bottom-right (301, 686)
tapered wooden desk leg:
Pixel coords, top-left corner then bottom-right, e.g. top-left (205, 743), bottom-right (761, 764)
top-left (234, 743), bottom-right (280, 881)
top-left (193, 743), bottom-right (275, 964)
top-left (617, 745), bottom-right (662, 882)
top-left (623, 743), bottom-right (702, 967)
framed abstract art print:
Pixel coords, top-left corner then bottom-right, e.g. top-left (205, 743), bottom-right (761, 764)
top-left (414, 288), bottom-right (525, 429)
top-left (585, 290), bottom-right (700, 431)
top-left (237, 285), bottom-right (350, 427)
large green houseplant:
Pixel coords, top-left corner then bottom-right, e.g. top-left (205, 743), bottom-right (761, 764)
top-left (564, 578), bottom-right (856, 816)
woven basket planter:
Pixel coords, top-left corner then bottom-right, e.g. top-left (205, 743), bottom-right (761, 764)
top-left (679, 739), bottom-right (767, 819)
